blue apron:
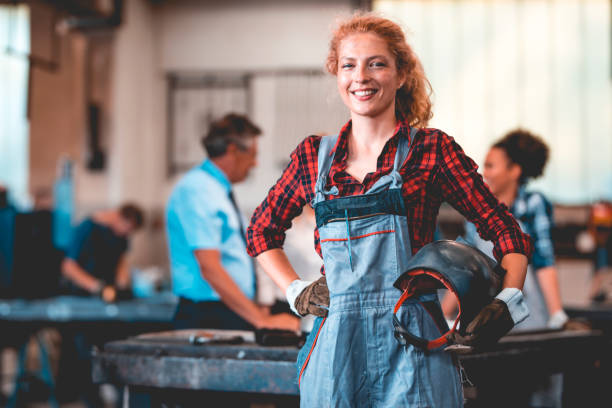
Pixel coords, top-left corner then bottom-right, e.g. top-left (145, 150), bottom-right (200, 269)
top-left (296, 131), bottom-right (463, 407)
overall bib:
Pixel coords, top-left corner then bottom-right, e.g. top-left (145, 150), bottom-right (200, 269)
top-left (296, 131), bottom-right (463, 408)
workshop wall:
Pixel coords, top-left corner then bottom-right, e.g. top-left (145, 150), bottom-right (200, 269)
top-left (76, 0), bottom-right (354, 267)
top-left (375, 0), bottom-right (612, 204)
top-left (28, 2), bottom-right (87, 205)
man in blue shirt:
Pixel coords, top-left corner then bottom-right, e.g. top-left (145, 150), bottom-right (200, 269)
top-left (166, 113), bottom-right (298, 331)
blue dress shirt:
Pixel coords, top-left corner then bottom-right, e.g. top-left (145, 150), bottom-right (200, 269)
top-left (166, 159), bottom-right (255, 302)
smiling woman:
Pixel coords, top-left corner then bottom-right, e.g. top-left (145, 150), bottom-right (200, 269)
top-left (326, 14), bottom-right (432, 128)
top-left (247, 12), bottom-right (533, 408)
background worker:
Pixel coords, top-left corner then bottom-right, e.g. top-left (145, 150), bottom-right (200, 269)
top-left (61, 202), bottom-right (144, 302)
top-left (57, 202), bottom-right (143, 405)
top-left (166, 113), bottom-right (298, 332)
top-left (442, 129), bottom-right (574, 331)
top-left (441, 129), bottom-right (582, 408)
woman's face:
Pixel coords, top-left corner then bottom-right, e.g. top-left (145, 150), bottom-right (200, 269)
top-left (336, 33), bottom-right (403, 120)
top-left (483, 147), bottom-right (520, 196)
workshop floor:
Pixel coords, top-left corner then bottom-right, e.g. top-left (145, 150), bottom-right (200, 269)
top-left (1, 259), bottom-right (609, 408)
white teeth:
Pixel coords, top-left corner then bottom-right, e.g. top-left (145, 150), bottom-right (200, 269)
top-left (353, 90), bottom-right (376, 96)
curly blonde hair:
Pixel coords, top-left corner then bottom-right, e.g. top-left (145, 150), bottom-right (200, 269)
top-left (326, 13), bottom-right (433, 127)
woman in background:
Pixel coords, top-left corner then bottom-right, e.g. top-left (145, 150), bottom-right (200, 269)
top-left (442, 129), bottom-right (577, 408)
top-left (443, 129), bottom-right (569, 330)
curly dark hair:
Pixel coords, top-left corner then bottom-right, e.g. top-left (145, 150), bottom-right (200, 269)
top-left (493, 129), bottom-right (549, 185)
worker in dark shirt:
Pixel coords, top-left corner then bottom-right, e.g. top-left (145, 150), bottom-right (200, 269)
top-left (61, 203), bottom-right (144, 302)
top-left (56, 203), bottom-right (144, 405)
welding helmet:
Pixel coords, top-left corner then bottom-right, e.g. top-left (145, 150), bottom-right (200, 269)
top-left (392, 239), bottom-right (506, 350)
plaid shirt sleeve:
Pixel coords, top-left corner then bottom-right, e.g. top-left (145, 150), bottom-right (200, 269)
top-left (526, 192), bottom-right (555, 270)
top-left (436, 132), bottom-right (533, 261)
top-left (246, 136), bottom-right (316, 257)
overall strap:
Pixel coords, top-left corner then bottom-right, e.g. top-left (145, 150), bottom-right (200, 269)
top-left (393, 127), bottom-right (418, 173)
top-left (313, 135), bottom-right (340, 204)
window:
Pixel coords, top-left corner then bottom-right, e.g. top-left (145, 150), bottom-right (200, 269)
top-left (375, 0), bottom-right (611, 203)
top-left (0, 4), bottom-right (30, 208)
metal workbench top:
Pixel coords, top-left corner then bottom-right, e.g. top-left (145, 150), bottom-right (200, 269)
top-left (92, 328), bottom-right (608, 398)
top-left (0, 294), bottom-right (177, 323)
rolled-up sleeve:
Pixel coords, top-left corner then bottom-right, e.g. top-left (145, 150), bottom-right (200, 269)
top-left (246, 137), bottom-right (312, 257)
top-left (436, 132), bottom-right (533, 261)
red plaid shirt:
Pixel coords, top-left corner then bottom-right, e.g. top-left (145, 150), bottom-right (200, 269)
top-left (247, 120), bottom-right (533, 266)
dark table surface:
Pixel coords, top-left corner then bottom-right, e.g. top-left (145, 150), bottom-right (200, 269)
top-left (92, 328), bottom-right (608, 397)
top-left (566, 303), bottom-right (612, 321)
top-left (0, 294), bottom-right (179, 407)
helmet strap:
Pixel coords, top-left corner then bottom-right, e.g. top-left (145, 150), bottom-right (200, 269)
top-left (393, 270), bottom-right (462, 350)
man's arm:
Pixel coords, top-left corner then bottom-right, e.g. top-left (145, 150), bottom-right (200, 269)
top-left (61, 258), bottom-right (103, 293)
top-left (114, 255), bottom-right (130, 289)
top-left (194, 249), bottom-right (299, 331)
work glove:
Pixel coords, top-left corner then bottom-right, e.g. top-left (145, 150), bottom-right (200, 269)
top-left (115, 287), bottom-right (133, 301)
top-left (448, 288), bottom-right (529, 348)
top-left (548, 310), bottom-right (591, 331)
top-left (286, 276), bottom-right (329, 317)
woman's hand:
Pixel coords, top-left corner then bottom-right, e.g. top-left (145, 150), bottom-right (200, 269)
top-left (290, 277), bottom-right (330, 317)
top-left (448, 299), bottom-right (514, 347)
top-left (448, 288), bottom-right (529, 347)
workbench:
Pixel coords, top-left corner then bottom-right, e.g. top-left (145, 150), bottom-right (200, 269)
top-left (567, 304), bottom-right (612, 334)
top-left (92, 328), bottom-right (610, 407)
top-left (0, 294), bottom-right (177, 407)
top-left (0, 294), bottom-right (177, 325)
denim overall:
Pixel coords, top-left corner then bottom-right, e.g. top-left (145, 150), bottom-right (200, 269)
top-left (296, 131), bottom-right (463, 407)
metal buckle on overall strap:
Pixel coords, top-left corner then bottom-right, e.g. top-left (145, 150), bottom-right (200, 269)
top-left (392, 314), bottom-right (429, 349)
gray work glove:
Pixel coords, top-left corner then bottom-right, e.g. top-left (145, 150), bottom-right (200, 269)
top-left (286, 276), bottom-right (329, 317)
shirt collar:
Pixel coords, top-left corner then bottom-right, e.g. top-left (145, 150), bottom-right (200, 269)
top-left (511, 185), bottom-right (528, 217)
top-left (200, 159), bottom-right (231, 193)
top-left (329, 118), bottom-right (412, 181)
